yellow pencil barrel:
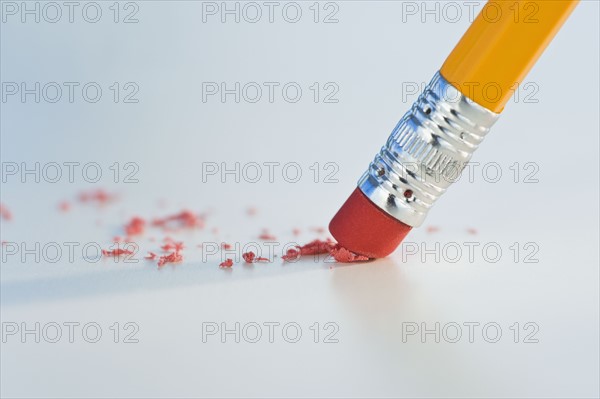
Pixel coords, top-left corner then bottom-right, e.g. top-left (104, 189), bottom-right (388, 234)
top-left (441, 0), bottom-right (578, 113)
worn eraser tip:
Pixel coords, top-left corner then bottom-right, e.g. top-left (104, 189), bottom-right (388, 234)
top-left (329, 188), bottom-right (412, 259)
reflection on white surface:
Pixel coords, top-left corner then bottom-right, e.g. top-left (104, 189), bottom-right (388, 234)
top-left (1, 224), bottom-right (598, 397)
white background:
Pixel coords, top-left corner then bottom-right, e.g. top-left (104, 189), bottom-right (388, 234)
top-left (1, 1), bottom-right (599, 397)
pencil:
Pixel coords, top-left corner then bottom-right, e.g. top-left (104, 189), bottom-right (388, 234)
top-left (329, 0), bottom-right (579, 259)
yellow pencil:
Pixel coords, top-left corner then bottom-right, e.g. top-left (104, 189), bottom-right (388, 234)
top-left (329, 0), bottom-right (579, 260)
top-left (443, 0), bottom-right (578, 112)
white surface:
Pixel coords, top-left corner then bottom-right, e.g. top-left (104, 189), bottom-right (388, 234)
top-left (1, 1), bottom-right (599, 397)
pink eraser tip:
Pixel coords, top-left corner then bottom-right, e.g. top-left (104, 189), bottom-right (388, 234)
top-left (329, 188), bottom-right (412, 259)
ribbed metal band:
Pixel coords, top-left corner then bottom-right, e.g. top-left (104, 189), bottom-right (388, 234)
top-left (358, 71), bottom-right (500, 227)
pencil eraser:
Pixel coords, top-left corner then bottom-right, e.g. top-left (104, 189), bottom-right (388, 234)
top-left (329, 188), bottom-right (412, 259)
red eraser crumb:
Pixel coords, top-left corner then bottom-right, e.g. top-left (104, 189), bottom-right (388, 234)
top-left (280, 238), bottom-right (370, 264)
top-left (161, 241), bottom-right (184, 252)
top-left (243, 251), bottom-right (269, 263)
top-left (102, 248), bottom-right (133, 257)
top-left (259, 232), bottom-right (276, 240)
top-left (152, 210), bottom-right (204, 230)
top-left (58, 201), bottom-right (71, 212)
top-left (221, 243), bottom-right (232, 250)
top-left (329, 188), bottom-right (412, 258)
top-left (330, 245), bottom-right (370, 263)
top-left (298, 239), bottom-right (335, 255)
top-left (467, 228), bottom-right (478, 235)
top-left (219, 258), bottom-right (233, 268)
top-left (79, 189), bottom-right (115, 205)
top-left (426, 226), bottom-right (439, 234)
top-left (282, 248), bottom-right (300, 261)
top-left (0, 204), bottom-right (12, 221)
top-left (243, 251), bottom-right (256, 263)
top-left (282, 239), bottom-right (335, 262)
top-left (145, 252), bottom-right (157, 260)
top-left (158, 251), bottom-right (183, 267)
top-left (125, 217), bottom-right (146, 236)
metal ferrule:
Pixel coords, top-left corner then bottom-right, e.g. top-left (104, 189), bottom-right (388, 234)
top-left (358, 71), bottom-right (500, 227)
